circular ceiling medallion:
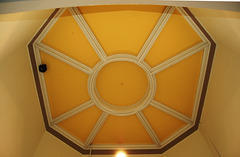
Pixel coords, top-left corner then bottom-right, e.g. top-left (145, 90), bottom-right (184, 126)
top-left (96, 61), bottom-right (148, 106)
top-left (89, 55), bottom-right (156, 116)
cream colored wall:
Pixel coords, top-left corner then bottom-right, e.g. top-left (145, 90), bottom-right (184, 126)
top-left (33, 132), bottom-right (81, 157)
top-left (0, 9), bottom-right (53, 157)
top-left (33, 131), bottom-right (212, 157)
top-left (190, 8), bottom-right (240, 157)
top-left (199, 44), bottom-right (240, 157)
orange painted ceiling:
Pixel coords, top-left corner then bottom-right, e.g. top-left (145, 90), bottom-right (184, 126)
top-left (29, 5), bottom-right (214, 155)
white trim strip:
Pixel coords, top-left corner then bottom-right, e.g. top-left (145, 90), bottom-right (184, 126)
top-left (69, 7), bottom-right (108, 61)
top-left (191, 45), bottom-right (210, 121)
top-left (176, 7), bottom-right (209, 43)
top-left (34, 47), bottom-right (53, 123)
top-left (84, 112), bottom-right (109, 148)
top-left (150, 100), bottom-right (192, 124)
top-left (35, 42), bottom-right (92, 74)
top-left (52, 125), bottom-right (85, 148)
top-left (161, 123), bottom-right (193, 147)
top-left (137, 6), bottom-right (175, 61)
top-left (35, 8), bottom-right (66, 43)
top-left (151, 41), bottom-right (209, 74)
top-left (51, 100), bottom-right (95, 125)
top-left (136, 111), bottom-right (161, 147)
top-left (88, 144), bottom-right (158, 150)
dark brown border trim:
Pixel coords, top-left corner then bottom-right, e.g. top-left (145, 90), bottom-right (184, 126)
top-left (182, 8), bottom-right (216, 126)
top-left (28, 7), bottom-right (216, 155)
top-left (28, 8), bottom-right (89, 154)
top-left (28, 8), bottom-right (60, 129)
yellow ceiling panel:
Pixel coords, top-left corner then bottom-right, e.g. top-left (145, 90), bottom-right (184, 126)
top-left (93, 115), bottom-right (153, 144)
top-left (40, 51), bottom-right (90, 118)
top-left (96, 61), bottom-right (148, 107)
top-left (143, 106), bottom-right (186, 141)
top-left (145, 10), bottom-right (202, 67)
top-left (58, 105), bottom-right (102, 142)
top-left (154, 50), bottom-right (203, 117)
top-left (79, 5), bottom-right (166, 56)
top-left (42, 9), bottom-right (100, 68)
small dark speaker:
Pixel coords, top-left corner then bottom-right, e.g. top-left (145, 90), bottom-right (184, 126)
top-left (39, 64), bottom-right (47, 73)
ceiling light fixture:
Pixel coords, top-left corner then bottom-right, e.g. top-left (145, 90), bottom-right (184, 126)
top-left (116, 151), bottom-right (127, 157)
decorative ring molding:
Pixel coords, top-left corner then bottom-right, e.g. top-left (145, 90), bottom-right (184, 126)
top-left (88, 54), bottom-right (156, 116)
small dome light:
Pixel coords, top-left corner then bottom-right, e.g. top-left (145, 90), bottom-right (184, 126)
top-left (116, 151), bottom-right (127, 157)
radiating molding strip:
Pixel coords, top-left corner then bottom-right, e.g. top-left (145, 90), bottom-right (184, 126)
top-left (136, 111), bottom-right (161, 147)
top-left (137, 6), bottom-right (175, 61)
top-left (69, 7), bottom-right (108, 61)
top-left (84, 112), bottom-right (109, 148)
top-left (151, 41), bottom-right (209, 74)
top-left (51, 100), bottom-right (95, 125)
top-left (150, 100), bottom-right (192, 124)
top-left (35, 42), bottom-right (92, 74)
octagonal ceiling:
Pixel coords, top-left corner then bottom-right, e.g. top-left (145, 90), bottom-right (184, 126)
top-left (28, 5), bottom-right (215, 155)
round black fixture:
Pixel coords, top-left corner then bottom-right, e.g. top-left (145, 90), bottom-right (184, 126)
top-left (39, 64), bottom-right (47, 73)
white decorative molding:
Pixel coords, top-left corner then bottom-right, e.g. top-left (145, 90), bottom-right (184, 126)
top-left (51, 100), bottom-right (95, 125)
top-left (176, 7), bottom-right (209, 42)
top-left (136, 111), bottom-right (161, 147)
top-left (88, 144), bottom-right (158, 150)
top-left (69, 7), bottom-right (108, 61)
top-left (137, 6), bottom-right (175, 61)
top-left (35, 42), bottom-right (92, 74)
top-left (84, 112), bottom-right (109, 148)
top-left (151, 41), bottom-right (209, 74)
top-left (30, 6), bottom-right (214, 151)
top-left (88, 55), bottom-right (156, 116)
top-left (36, 8), bottom-right (66, 43)
top-left (161, 123), bottom-right (193, 147)
top-left (52, 125), bottom-right (85, 148)
top-left (141, 60), bottom-right (153, 72)
top-left (34, 47), bottom-right (53, 124)
top-left (150, 100), bottom-right (192, 124)
top-left (191, 45), bottom-right (210, 122)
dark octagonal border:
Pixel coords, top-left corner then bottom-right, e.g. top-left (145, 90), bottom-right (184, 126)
top-left (28, 7), bottom-right (216, 155)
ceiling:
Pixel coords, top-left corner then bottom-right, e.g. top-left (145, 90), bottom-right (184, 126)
top-left (28, 5), bottom-right (215, 155)
top-left (1, 2), bottom-right (240, 157)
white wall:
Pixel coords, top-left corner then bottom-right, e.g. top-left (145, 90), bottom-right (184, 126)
top-left (0, 9), bottom-right (53, 157)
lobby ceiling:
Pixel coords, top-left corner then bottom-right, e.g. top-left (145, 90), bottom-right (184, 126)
top-left (28, 5), bottom-right (215, 155)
